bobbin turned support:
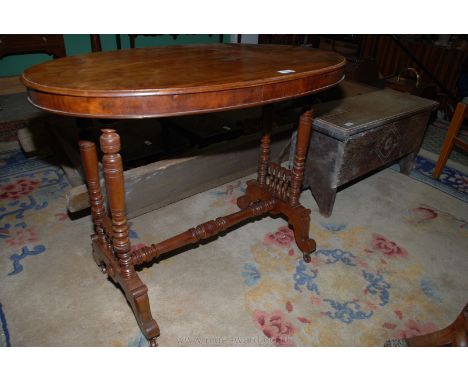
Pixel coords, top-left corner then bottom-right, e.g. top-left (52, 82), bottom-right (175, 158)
top-left (131, 199), bottom-right (278, 266)
top-left (237, 106), bottom-right (316, 262)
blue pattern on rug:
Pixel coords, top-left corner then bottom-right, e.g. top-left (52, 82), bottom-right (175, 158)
top-left (1, 150), bottom-right (68, 219)
top-left (8, 245), bottom-right (47, 276)
top-left (293, 260), bottom-right (319, 294)
top-left (319, 222), bottom-right (347, 232)
top-left (420, 277), bottom-right (443, 303)
top-left (322, 299), bottom-right (374, 324)
top-left (314, 248), bottom-right (356, 266)
top-left (363, 271), bottom-right (390, 306)
top-left (391, 155), bottom-right (468, 203)
top-left (242, 263), bottom-right (261, 286)
top-left (1, 149), bottom-right (68, 279)
top-left (0, 302), bottom-right (11, 347)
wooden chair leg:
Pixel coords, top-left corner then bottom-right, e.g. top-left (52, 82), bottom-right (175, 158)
top-left (433, 103), bottom-right (466, 179)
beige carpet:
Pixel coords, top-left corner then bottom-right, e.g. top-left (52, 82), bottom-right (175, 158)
top-left (1, 146), bottom-right (467, 346)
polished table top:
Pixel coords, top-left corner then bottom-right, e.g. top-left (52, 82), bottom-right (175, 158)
top-left (21, 44), bottom-right (345, 118)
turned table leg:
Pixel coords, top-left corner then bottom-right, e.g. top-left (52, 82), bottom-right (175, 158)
top-left (78, 126), bottom-right (107, 250)
top-left (289, 108), bottom-right (313, 207)
top-left (258, 104), bottom-right (273, 187)
top-left (289, 108), bottom-right (316, 262)
top-left (238, 105), bottom-right (273, 209)
top-left (99, 127), bottom-right (160, 346)
top-left (237, 106), bottom-right (317, 263)
top-left (100, 128), bottom-right (135, 280)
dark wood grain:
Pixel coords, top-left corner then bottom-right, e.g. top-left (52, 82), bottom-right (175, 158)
top-left (22, 44), bottom-right (345, 118)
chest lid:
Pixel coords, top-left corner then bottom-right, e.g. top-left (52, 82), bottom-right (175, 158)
top-left (313, 88), bottom-right (438, 141)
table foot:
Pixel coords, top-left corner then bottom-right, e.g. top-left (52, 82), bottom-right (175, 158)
top-left (289, 204), bottom-right (316, 255)
top-left (303, 253), bottom-right (312, 263)
top-left (92, 236), bottom-right (161, 343)
top-left (124, 277), bottom-right (161, 343)
top-left (240, 179), bottom-right (317, 256)
top-left (149, 337), bottom-right (159, 347)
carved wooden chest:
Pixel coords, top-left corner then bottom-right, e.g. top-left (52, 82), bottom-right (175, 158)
top-left (293, 88), bottom-right (438, 216)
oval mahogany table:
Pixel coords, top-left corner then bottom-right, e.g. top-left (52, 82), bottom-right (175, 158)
top-left (22, 44), bottom-right (345, 346)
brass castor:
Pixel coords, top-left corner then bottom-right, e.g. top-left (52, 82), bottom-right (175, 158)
top-left (149, 337), bottom-right (158, 347)
top-left (303, 253), bottom-right (311, 263)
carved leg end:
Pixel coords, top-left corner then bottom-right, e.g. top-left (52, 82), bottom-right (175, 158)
top-left (123, 277), bottom-right (161, 342)
top-left (289, 207), bottom-right (316, 258)
top-left (298, 238), bottom-right (316, 255)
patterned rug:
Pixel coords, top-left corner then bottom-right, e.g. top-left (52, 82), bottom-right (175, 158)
top-left (390, 156), bottom-right (468, 203)
top-left (421, 121), bottom-right (468, 167)
top-left (1, 145), bottom-right (467, 346)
